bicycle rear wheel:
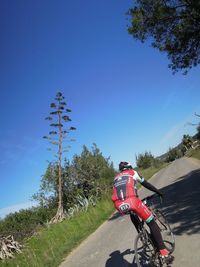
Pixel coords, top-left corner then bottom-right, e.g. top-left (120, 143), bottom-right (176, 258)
top-left (134, 231), bottom-right (162, 267)
top-left (154, 209), bottom-right (175, 253)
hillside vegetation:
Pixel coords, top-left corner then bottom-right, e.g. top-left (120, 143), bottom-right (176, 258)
top-left (187, 147), bottom-right (200, 160)
top-left (0, 144), bottom-right (115, 240)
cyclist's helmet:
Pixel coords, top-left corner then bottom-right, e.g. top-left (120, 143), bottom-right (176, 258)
top-left (119, 161), bottom-right (133, 171)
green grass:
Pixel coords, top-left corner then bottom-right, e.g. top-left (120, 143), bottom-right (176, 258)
top-left (138, 163), bottom-right (169, 180)
top-left (0, 164), bottom-right (166, 267)
top-left (188, 147), bottom-right (200, 160)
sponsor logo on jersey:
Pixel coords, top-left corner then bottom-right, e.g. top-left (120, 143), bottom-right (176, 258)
top-left (119, 203), bottom-right (130, 212)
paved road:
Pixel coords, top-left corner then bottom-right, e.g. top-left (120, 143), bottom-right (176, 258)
top-left (59, 157), bottom-right (200, 267)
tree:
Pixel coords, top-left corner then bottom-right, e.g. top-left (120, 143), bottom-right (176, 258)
top-left (194, 113), bottom-right (200, 141)
top-left (67, 144), bottom-right (115, 199)
top-left (136, 151), bottom-right (155, 169)
top-left (33, 144), bottom-right (115, 212)
top-left (182, 134), bottom-right (193, 150)
top-left (195, 112), bottom-right (200, 118)
top-left (127, 1), bottom-right (200, 73)
top-left (32, 162), bottom-right (58, 209)
top-left (166, 147), bottom-right (180, 162)
top-left (196, 124), bottom-right (200, 141)
top-left (187, 112), bottom-right (200, 142)
top-left (43, 92), bottom-right (76, 223)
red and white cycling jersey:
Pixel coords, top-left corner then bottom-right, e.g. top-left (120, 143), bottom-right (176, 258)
top-left (111, 169), bottom-right (144, 202)
top-left (111, 169), bottom-right (153, 222)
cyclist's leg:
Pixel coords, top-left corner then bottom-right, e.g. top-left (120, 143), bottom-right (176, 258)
top-left (147, 219), bottom-right (165, 250)
top-left (147, 220), bottom-right (174, 263)
top-left (130, 212), bottom-right (141, 233)
top-left (133, 202), bottom-right (164, 250)
top-left (132, 198), bottom-right (165, 250)
top-left (130, 198), bottom-right (173, 259)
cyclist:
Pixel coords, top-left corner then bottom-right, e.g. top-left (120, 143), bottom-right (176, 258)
top-left (111, 161), bottom-right (174, 264)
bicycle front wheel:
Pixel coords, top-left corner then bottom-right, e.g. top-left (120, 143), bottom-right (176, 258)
top-left (134, 231), bottom-right (162, 267)
top-left (154, 209), bottom-right (175, 253)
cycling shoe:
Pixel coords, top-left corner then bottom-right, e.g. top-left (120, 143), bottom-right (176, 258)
top-left (161, 254), bottom-right (174, 265)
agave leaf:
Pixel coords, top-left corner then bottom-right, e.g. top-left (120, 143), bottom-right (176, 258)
top-left (50, 103), bottom-right (56, 108)
top-left (50, 141), bottom-right (59, 145)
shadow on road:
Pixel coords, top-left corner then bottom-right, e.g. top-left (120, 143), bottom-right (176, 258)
top-left (105, 249), bottom-right (136, 267)
top-left (157, 168), bottom-right (200, 235)
top-left (108, 211), bottom-right (122, 221)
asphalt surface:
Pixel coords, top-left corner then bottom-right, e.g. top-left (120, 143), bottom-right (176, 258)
top-left (59, 157), bottom-right (200, 267)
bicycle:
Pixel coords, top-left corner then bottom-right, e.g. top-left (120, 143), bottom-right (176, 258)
top-left (133, 195), bottom-right (175, 267)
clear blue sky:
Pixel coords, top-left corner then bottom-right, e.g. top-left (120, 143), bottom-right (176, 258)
top-left (0, 0), bottom-right (200, 218)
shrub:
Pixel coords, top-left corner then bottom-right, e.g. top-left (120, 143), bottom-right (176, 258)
top-left (0, 207), bottom-right (56, 241)
top-left (136, 152), bottom-right (159, 169)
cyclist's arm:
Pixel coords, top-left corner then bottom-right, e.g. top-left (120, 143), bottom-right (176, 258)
top-left (134, 171), bottom-right (162, 196)
top-left (141, 180), bottom-right (162, 196)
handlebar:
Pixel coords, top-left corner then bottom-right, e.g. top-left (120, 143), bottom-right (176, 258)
top-left (142, 194), bottom-right (163, 205)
